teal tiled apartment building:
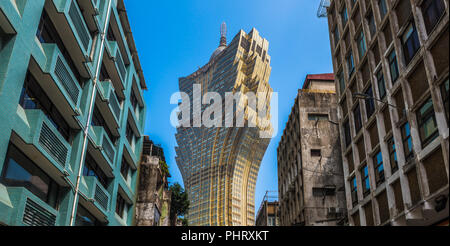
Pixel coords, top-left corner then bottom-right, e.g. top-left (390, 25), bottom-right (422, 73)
top-left (0, 0), bottom-right (147, 226)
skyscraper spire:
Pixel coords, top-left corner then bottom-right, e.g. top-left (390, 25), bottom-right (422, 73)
top-left (220, 22), bottom-right (227, 47)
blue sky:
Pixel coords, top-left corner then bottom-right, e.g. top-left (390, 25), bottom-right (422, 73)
top-left (125, 0), bottom-right (333, 211)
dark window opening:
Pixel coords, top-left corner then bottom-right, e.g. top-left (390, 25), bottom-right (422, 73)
top-left (1, 144), bottom-right (60, 209)
top-left (388, 50), bottom-right (399, 83)
top-left (36, 11), bottom-right (83, 87)
top-left (442, 79), bottom-right (449, 123)
top-left (401, 122), bottom-right (414, 161)
top-left (116, 193), bottom-right (128, 218)
top-left (344, 120), bottom-right (352, 147)
top-left (388, 137), bottom-right (399, 174)
top-left (354, 103), bottom-right (362, 133)
top-left (417, 97), bottom-right (439, 147)
top-left (75, 205), bottom-right (104, 226)
top-left (402, 23), bottom-right (420, 65)
top-left (83, 153), bottom-right (109, 188)
top-left (362, 165), bottom-right (370, 197)
top-left (421, 0), bottom-right (446, 35)
top-left (374, 151), bottom-right (385, 186)
top-left (91, 106), bottom-right (117, 143)
top-left (308, 114), bottom-right (329, 121)
top-left (19, 72), bottom-right (72, 142)
top-left (351, 176), bottom-right (358, 207)
top-left (377, 70), bottom-right (387, 99)
top-left (311, 149), bottom-right (322, 157)
top-left (365, 86), bottom-right (376, 118)
top-left (120, 158), bottom-right (131, 180)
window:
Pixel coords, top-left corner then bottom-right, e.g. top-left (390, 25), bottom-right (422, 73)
top-left (354, 103), bottom-right (362, 133)
top-left (36, 11), bottom-right (82, 87)
top-left (83, 154), bottom-right (108, 188)
top-left (421, 0), bottom-right (446, 35)
top-left (378, 0), bottom-right (388, 20)
top-left (441, 79), bottom-right (449, 123)
top-left (334, 25), bottom-right (340, 47)
top-left (91, 106), bottom-right (116, 143)
top-left (344, 119), bottom-right (352, 147)
top-left (308, 113), bottom-right (329, 121)
top-left (368, 12), bottom-right (377, 38)
top-left (120, 158), bottom-right (130, 180)
top-left (388, 50), bottom-right (399, 83)
top-left (417, 98), bottom-right (438, 147)
top-left (107, 25), bottom-right (116, 42)
top-left (19, 72), bottom-right (72, 142)
top-left (116, 194), bottom-right (127, 218)
top-left (126, 122), bottom-right (136, 146)
top-left (401, 122), bottom-right (414, 161)
top-left (341, 7), bottom-right (348, 27)
top-left (338, 71), bottom-right (346, 95)
top-left (362, 165), bottom-right (370, 196)
top-left (130, 88), bottom-right (139, 112)
top-left (347, 51), bottom-right (355, 77)
top-left (75, 205), bottom-right (104, 226)
top-left (365, 86), bottom-right (376, 118)
top-left (388, 137), bottom-right (398, 174)
top-left (377, 70), bottom-right (387, 99)
top-left (402, 23), bottom-right (420, 65)
top-left (374, 151), bottom-right (385, 186)
top-left (1, 144), bottom-right (60, 209)
top-left (311, 149), bottom-right (322, 157)
top-left (357, 31), bottom-right (367, 59)
top-left (312, 186), bottom-right (336, 196)
top-left (351, 176), bottom-right (358, 206)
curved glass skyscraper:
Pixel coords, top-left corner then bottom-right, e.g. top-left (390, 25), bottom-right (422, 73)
top-left (175, 25), bottom-right (273, 226)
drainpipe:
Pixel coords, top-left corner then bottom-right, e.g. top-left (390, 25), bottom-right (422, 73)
top-left (69, 0), bottom-right (113, 226)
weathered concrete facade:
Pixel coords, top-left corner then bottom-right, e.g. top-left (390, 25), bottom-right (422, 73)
top-left (255, 191), bottom-right (280, 226)
top-left (325, 0), bottom-right (449, 225)
top-left (277, 74), bottom-right (347, 226)
top-left (135, 137), bottom-right (171, 226)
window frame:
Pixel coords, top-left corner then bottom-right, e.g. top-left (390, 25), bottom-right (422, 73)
top-left (416, 97), bottom-right (439, 147)
top-left (361, 165), bottom-right (371, 197)
top-left (354, 103), bottom-right (363, 133)
top-left (388, 50), bottom-right (399, 83)
top-left (374, 151), bottom-right (385, 186)
top-left (402, 22), bottom-right (421, 66)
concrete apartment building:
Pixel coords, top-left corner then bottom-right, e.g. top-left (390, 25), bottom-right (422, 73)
top-left (277, 74), bottom-right (347, 226)
top-left (324, 0), bottom-right (449, 225)
top-left (0, 0), bottom-right (147, 226)
top-left (255, 191), bottom-right (280, 226)
top-left (135, 136), bottom-right (171, 226)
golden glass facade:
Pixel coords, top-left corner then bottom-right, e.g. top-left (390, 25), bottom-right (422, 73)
top-left (175, 28), bottom-right (273, 226)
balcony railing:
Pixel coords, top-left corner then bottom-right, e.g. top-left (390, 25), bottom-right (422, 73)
top-left (37, 43), bottom-right (82, 112)
top-left (89, 126), bottom-right (116, 169)
top-left (98, 80), bottom-right (122, 123)
top-left (50, 0), bottom-right (93, 56)
top-left (17, 109), bottom-right (72, 170)
top-left (4, 187), bottom-right (58, 226)
top-left (81, 176), bottom-right (110, 214)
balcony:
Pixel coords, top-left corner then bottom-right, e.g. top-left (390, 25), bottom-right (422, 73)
top-left (30, 43), bottom-right (82, 129)
top-left (103, 40), bottom-right (126, 98)
top-left (97, 80), bottom-right (121, 133)
top-left (1, 187), bottom-right (58, 226)
top-left (11, 109), bottom-right (72, 185)
top-left (87, 126), bottom-right (116, 177)
top-left (45, 0), bottom-right (93, 78)
top-left (78, 176), bottom-right (110, 221)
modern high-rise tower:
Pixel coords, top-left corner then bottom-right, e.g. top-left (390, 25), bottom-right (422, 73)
top-left (175, 24), bottom-right (273, 226)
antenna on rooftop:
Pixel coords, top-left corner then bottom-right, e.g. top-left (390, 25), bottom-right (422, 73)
top-left (220, 22), bottom-right (227, 46)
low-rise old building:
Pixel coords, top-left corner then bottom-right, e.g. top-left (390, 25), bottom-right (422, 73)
top-left (255, 191), bottom-right (280, 226)
top-left (135, 136), bottom-right (171, 226)
top-left (277, 74), bottom-right (347, 226)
